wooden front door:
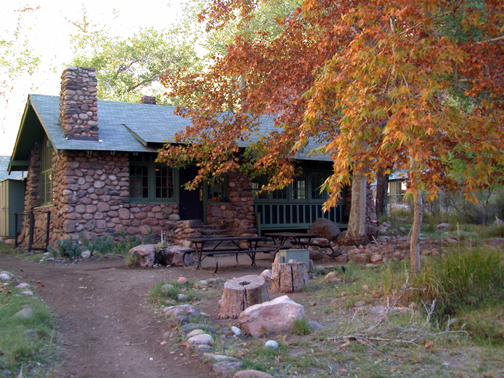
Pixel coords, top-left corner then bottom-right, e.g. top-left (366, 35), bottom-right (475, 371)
top-left (178, 166), bottom-right (204, 221)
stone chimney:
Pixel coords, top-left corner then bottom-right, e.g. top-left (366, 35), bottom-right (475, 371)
top-left (140, 95), bottom-right (156, 105)
top-left (59, 67), bottom-right (99, 140)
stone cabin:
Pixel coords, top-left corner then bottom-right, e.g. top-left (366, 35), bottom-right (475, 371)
top-left (7, 67), bottom-right (374, 249)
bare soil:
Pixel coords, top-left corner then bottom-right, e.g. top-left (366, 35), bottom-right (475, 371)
top-left (0, 253), bottom-right (277, 378)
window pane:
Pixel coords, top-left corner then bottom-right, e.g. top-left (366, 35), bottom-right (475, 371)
top-left (252, 177), bottom-right (268, 199)
top-left (155, 165), bottom-right (173, 199)
top-left (311, 172), bottom-right (328, 199)
top-left (130, 165), bottom-right (149, 198)
top-left (272, 188), bottom-right (288, 199)
top-left (292, 180), bottom-right (306, 200)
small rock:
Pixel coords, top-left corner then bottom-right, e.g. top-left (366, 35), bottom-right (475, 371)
top-left (233, 370), bottom-right (275, 378)
top-left (177, 277), bottom-right (188, 284)
top-left (323, 271), bottom-right (337, 282)
top-left (437, 223), bottom-right (450, 230)
top-left (0, 273), bottom-right (12, 281)
top-left (365, 263), bottom-right (377, 269)
top-left (161, 284), bottom-right (174, 292)
top-left (197, 344), bottom-right (212, 352)
top-left (362, 285), bottom-right (370, 291)
top-left (187, 329), bottom-right (206, 338)
top-left (264, 340), bottom-right (278, 349)
top-left (199, 280), bottom-right (209, 285)
top-left (177, 294), bottom-right (189, 301)
top-left (188, 334), bottom-right (213, 346)
top-left (231, 326), bottom-right (242, 336)
top-left (307, 320), bottom-right (325, 331)
top-left (15, 283), bottom-right (30, 289)
top-left (179, 323), bottom-right (216, 334)
top-left (24, 329), bottom-right (37, 338)
top-left (370, 254), bottom-right (382, 263)
top-left (203, 353), bottom-right (241, 363)
top-left (80, 250), bottom-right (91, 259)
top-left (213, 361), bottom-right (244, 375)
top-left (315, 266), bottom-right (327, 273)
top-left (354, 301), bottom-right (366, 308)
top-left (260, 269), bottom-right (272, 281)
top-left (14, 308), bottom-right (33, 318)
top-left (21, 290), bottom-right (34, 296)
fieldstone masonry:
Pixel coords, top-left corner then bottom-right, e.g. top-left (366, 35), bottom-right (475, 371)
top-left (207, 170), bottom-right (257, 237)
top-left (59, 67), bottom-right (99, 140)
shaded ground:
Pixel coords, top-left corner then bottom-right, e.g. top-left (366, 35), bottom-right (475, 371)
top-left (0, 253), bottom-right (276, 378)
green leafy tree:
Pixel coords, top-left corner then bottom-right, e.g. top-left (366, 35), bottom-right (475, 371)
top-left (69, 15), bottom-right (201, 105)
top-left (0, 5), bottom-right (40, 134)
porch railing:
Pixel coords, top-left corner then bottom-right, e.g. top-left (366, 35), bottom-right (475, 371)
top-left (254, 202), bottom-right (346, 234)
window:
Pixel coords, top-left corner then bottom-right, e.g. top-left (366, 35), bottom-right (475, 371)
top-left (311, 171), bottom-right (329, 200)
top-left (130, 153), bottom-right (174, 202)
top-left (208, 176), bottom-right (229, 202)
top-left (292, 172), bottom-right (307, 200)
top-left (252, 176), bottom-right (269, 199)
top-left (253, 170), bottom-right (331, 201)
top-left (40, 135), bottom-right (53, 205)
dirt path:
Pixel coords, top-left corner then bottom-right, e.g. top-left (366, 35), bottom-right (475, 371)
top-left (0, 253), bottom-right (268, 378)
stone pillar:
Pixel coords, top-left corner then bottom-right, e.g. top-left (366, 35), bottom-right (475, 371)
top-left (59, 67), bottom-right (99, 140)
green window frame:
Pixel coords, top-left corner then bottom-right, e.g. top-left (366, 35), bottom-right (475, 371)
top-left (310, 171), bottom-right (329, 200)
top-left (129, 153), bottom-right (175, 203)
top-left (40, 135), bottom-right (53, 206)
top-left (208, 176), bottom-right (229, 202)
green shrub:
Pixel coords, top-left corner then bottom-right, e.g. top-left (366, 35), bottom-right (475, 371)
top-left (47, 237), bottom-right (83, 258)
top-left (385, 245), bottom-right (504, 324)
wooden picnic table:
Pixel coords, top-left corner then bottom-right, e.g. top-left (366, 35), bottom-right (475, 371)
top-left (263, 232), bottom-right (320, 247)
top-left (263, 232), bottom-right (338, 257)
top-left (185, 236), bottom-right (277, 273)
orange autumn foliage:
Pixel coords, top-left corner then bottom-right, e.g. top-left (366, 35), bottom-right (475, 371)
top-left (160, 0), bottom-right (504, 207)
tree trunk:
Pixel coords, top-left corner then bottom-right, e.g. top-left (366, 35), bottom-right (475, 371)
top-left (375, 167), bottom-right (389, 217)
top-left (409, 154), bottom-right (423, 274)
top-left (219, 275), bottom-right (270, 319)
top-left (346, 170), bottom-right (367, 244)
top-left (271, 262), bottom-right (309, 293)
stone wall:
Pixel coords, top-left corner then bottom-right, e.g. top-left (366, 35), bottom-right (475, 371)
top-left (206, 170), bottom-right (257, 237)
top-left (21, 149), bottom-right (184, 248)
top-left (52, 150), bottom-right (181, 244)
top-left (20, 141), bottom-right (56, 248)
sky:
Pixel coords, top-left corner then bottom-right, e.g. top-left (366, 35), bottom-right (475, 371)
top-left (0, 0), bottom-right (187, 156)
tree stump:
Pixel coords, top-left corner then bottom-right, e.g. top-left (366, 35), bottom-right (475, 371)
top-left (218, 275), bottom-right (270, 319)
top-left (271, 261), bottom-right (309, 293)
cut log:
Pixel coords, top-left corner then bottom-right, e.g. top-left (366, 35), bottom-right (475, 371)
top-left (271, 262), bottom-right (309, 293)
top-left (218, 275), bottom-right (270, 319)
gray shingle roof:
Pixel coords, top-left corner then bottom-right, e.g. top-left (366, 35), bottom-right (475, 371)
top-left (17, 94), bottom-right (330, 162)
top-left (0, 156), bottom-right (25, 181)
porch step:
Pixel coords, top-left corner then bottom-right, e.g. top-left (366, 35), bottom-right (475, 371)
top-left (200, 224), bottom-right (229, 238)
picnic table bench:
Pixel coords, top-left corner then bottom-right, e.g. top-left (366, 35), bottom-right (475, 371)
top-left (184, 236), bottom-right (278, 273)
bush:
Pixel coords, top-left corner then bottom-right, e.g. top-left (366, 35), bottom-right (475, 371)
top-left (385, 245), bottom-right (504, 324)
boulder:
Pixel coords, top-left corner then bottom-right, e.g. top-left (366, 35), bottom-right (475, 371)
top-left (162, 245), bottom-right (196, 267)
top-left (238, 295), bottom-right (305, 337)
top-left (309, 218), bottom-right (341, 241)
top-left (128, 244), bottom-right (155, 268)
